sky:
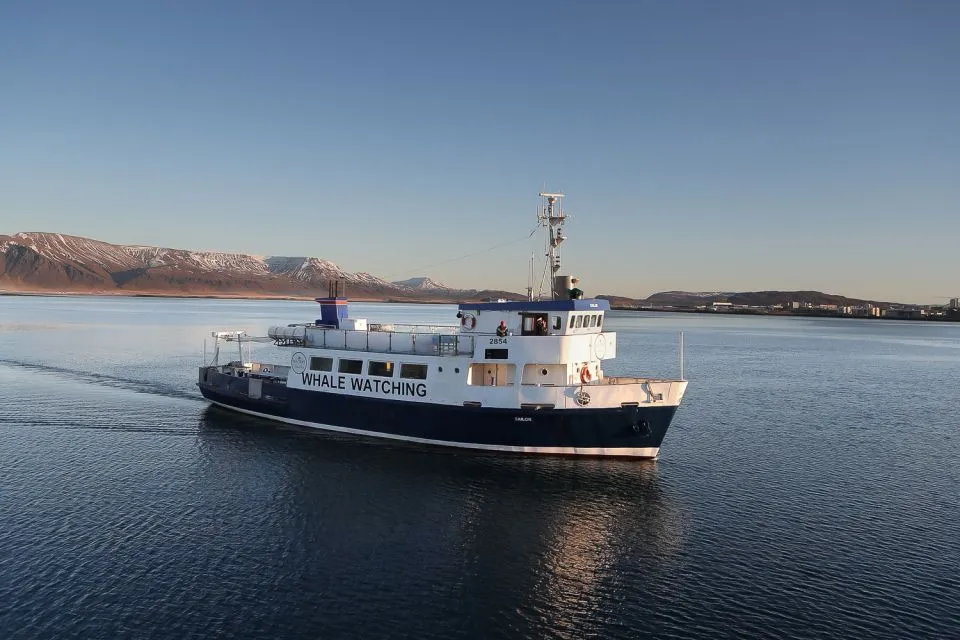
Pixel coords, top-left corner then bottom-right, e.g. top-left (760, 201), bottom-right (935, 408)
top-left (1, 0), bottom-right (957, 304)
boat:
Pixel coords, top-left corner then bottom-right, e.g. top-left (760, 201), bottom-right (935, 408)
top-left (197, 192), bottom-right (688, 458)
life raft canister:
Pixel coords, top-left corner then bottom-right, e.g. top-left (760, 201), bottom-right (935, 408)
top-left (580, 364), bottom-right (593, 384)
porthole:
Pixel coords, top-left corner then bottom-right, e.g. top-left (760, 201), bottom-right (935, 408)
top-left (438, 366), bottom-right (443, 373)
top-left (540, 368), bottom-right (548, 376)
top-left (455, 367), bottom-right (460, 373)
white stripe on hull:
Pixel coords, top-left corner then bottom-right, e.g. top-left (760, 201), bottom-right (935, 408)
top-left (207, 400), bottom-right (661, 459)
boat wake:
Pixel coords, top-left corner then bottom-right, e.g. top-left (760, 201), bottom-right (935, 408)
top-left (0, 358), bottom-right (202, 402)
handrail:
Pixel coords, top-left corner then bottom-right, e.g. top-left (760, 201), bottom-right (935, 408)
top-left (301, 326), bottom-right (475, 357)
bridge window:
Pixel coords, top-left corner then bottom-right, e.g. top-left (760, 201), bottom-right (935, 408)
top-left (310, 356), bottom-right (333, 371)
top-left (400, 363), bottom-right (428, 380)
top-left (553, 316), bottom-right (562, 330)
top-left (573, 315), bottom-right (583, 328)
top-left (368, 361), bottom-right (394, 377)
top-left (597, 315), bottom-right (603, 327)
top-left (521, 313), bottom-right (548, 336)
top-left (589, 315), bottom-right (597, 327)
top-left (338, 359), bottom-right (363, 375)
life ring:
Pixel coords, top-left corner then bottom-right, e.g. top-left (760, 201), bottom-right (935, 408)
top-left (461, 314), bottom-right (476, 329)
top-left (580, 365), bottom-right (592, 384)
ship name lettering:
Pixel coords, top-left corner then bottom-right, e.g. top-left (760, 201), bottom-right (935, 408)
top-left (300, 372), bottom-right (347, 389)
top-left (349, 377), bottom-right (427, 398)
top-left (300, 372), bottom-right (425, 397)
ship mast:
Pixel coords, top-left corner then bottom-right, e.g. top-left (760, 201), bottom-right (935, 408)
top-left (538, 192), bottom-right (568, 299)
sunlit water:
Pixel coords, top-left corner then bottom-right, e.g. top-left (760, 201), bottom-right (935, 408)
top-left (1, 296), bottom-right (958, 639)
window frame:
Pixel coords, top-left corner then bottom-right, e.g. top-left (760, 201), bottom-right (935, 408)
top-left (310, 356), bottom-right (333, 371)
top-left (368, 360), bottom-right (395, 377)
top-left (338, 358), bottom-right (364, 375)
top-left (400, 363), bottom-right (428, 380)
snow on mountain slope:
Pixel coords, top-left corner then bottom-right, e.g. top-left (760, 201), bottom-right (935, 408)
top-left (125, 246), bottom-right (270, 274)
top-left (12, 232), bottom-right (143, 271)
top-left (392, 277), bottom-right (451, 290)
top-left (0, 232), bottom-right (420, 294)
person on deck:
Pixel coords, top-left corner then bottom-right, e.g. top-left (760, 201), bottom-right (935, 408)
top-left (496, 321), bottom-right (508, 337)
top-left (535, 316), bottom-right (547, 335)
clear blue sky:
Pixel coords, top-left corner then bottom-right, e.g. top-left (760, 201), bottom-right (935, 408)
top-left (1, 0), bottom-right (957, 303)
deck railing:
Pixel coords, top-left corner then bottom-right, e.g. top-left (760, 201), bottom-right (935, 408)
top-left (304, 326), bottom-right (475, 356)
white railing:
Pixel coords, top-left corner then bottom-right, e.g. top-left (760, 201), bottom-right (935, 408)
top-left (304, 327), bottom-right (474, 356)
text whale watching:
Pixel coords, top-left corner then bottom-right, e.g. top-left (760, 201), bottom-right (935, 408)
top-left (198, 192), bottom-right (688, 458)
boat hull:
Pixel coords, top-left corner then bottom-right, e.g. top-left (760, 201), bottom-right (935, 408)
top-left (198, 369), bottom-right (679, 458)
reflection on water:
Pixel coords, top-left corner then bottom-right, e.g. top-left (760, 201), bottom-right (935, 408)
top-left (196, 407), bottom-right (686, 638)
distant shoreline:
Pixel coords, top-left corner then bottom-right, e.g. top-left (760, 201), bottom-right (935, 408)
top-left (610, 306), bottom-right (960, 323)
top-left (4, 289), bottom-right (958, 322)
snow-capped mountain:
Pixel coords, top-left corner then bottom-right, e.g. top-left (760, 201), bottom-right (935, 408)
top-left (0, 232), bottom-right (514, 301)
top-left (392, 277), bottom-right (451, 291)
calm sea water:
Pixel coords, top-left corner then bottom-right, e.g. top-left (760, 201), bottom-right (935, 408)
top-left (1, 296), bottom-right (958, 639)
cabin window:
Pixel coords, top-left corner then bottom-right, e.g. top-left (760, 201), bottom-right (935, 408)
top-left (573, 315), bottom-right (582, 328)
top-left (553, 316), bottom-right (562, 330)
top-left (589, 315), bottom-right (597, 328)
top-left (368, 361), bottom-right (394, 377)
top-left (310, 356), bottom-right (333, 371)
top-left (597, 315), bottom-right (603, 327)
top-left (521, 313), bottom-right (548, 336)
top-left (485, 348), bottom-right (509, 360)
top-left (400, 363), bottom-right (428, 380)
top-left (338, 359), bottom-right (363, 374)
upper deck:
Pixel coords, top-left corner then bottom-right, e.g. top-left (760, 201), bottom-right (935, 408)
top-left (458, 298), bottom-right (610, 337)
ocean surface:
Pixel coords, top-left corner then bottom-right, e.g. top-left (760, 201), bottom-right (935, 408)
top-left (1, 296), bottom-right (958, 639)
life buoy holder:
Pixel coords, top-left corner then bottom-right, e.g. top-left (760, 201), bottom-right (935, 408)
top-left (580, 365), bottom-right (593, 384)
top-left (461, 314), bottom-right (476, 329)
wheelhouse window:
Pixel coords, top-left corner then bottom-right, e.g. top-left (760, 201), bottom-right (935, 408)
top-left (573, 315), bottom-right (583, 328)
top-left (400, 363), bottom-right (428, 380)
top-left (310, 356), bottom-right (333, 371)
top-left (589, 315), bottom-right (597, 328)
top-left (597, 315), bottom-right (603, 327)
top-left (521, 313), bottom-right (548, 336)
top-left (338, 359), bottom-right (363, 374)
top-left (552, 316), bottom-right (562, 330)
top-left (368, 361), bottom-right (394, 377)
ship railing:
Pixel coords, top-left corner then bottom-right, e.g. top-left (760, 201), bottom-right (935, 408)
top-left (367, 323), bottom-right (461, 335)
top-left (520, 376), bottom-right (682, 387)
top-left (304, 326), bottom-right (475, 356)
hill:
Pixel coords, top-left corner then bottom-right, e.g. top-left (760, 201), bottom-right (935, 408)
top-left (0, 232), bottom-right (518, 302)
top-left (600, 290), bottom-right (897, 308)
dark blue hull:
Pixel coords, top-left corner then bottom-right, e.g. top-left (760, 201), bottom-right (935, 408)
top-left (197, 368), bottom-right (678, 457)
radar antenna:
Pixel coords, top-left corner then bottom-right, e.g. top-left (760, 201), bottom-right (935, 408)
top-left (537, 192), bottom-right (569, 299)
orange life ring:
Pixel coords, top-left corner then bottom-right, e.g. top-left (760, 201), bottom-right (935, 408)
top-left (580, 365), bottom-right (592, 384)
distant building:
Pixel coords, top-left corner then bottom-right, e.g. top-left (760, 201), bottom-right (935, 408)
top-left (950, 298), bottom-right (959, 310)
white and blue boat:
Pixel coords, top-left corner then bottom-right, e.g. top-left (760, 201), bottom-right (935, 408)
top-left (198, 193), bottom-right (688, 458)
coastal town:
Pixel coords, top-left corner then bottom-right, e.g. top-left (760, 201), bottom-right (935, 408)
top-left (615, 297), bottom-right (960, 321)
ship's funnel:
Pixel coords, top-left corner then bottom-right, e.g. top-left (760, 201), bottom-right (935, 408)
top-left (315, 279), bottom-right (349, 328)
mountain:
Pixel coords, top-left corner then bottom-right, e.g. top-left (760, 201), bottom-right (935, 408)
top-left (0, 232), bottom-right (517, 301)
top-left (600, 290), bottom-right (895, 308)
top-left (392, 277), bottom-right (450, 290)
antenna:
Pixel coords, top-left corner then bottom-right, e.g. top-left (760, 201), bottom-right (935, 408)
top-left (537, 192), bottom-right (568, 299)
